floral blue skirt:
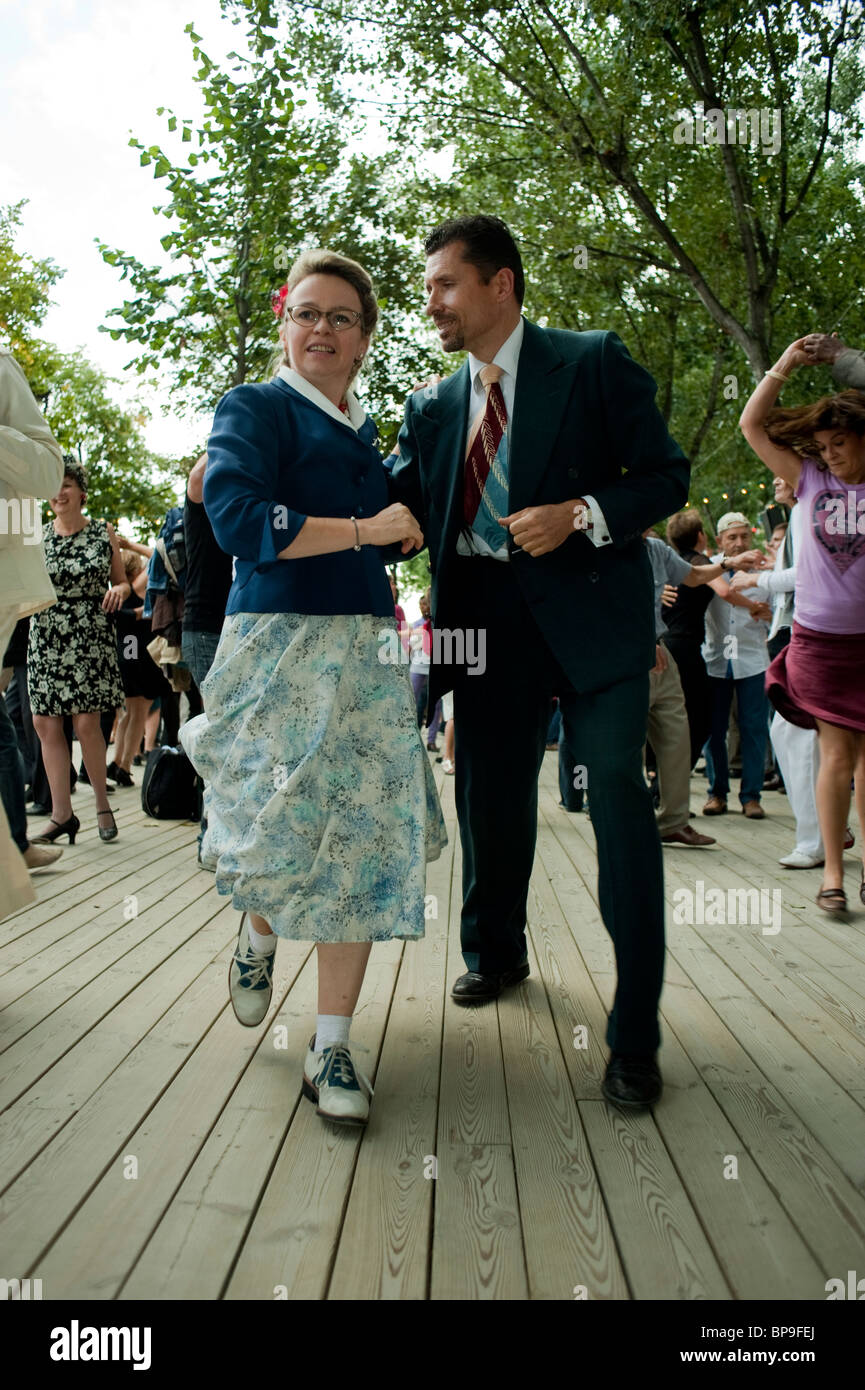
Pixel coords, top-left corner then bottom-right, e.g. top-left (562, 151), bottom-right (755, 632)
top-left (179, 612), bottom-right (447, 942)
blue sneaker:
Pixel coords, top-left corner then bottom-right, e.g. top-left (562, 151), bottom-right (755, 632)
top-left (227, 913), bottom-right (275, 1026)
top-left (302, 1036), bottom-right (373, 1125)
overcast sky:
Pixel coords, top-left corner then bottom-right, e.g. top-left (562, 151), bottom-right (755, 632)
top-left (1, 0), bottom-right (242, 459)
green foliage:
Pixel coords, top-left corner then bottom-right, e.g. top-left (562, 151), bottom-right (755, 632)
top-left (0, 205), bottom-right (183, 535)
top-left (0, 201), bottom-right (64, 380)
top-left (238, 0), bottom-right (865, 520)
top-left (43, 354), bottom-right (181, 536)
top-left (96, 13), bottom-right (440, 433)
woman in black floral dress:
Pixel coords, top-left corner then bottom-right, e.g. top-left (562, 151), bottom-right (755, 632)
top-left (29, 460), bottom-right (129, 843)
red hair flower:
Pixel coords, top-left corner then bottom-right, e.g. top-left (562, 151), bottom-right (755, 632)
top-left (271, 284), bottom-right (289, 318)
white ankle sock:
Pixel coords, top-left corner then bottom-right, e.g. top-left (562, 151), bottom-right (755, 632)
top-left (315, 1014), bottom-right (351, 1052)
top-left (246, 917), bottom-right (277, 955)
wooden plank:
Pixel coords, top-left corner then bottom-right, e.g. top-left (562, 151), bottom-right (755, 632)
top-left (428, 828), bottom-right (527, 1299)
top-left (31, 940), bottom-right (312, 1299)
top-left (0, 832), bottom-right (205, 969)
top-left (0, 861), bottom-right (217, 1053)
top-left (120, 949), bottom-right (318, 1301)
top-left (579, 1099), bottom-right (731, 1299)
top-left (222, 940), bottom-right (404, 1301)
top-left (499, 915), bottom-right (630, 1299)
top-left (659, 976), bottom-right (865, 1279)
top-left (670, 945), bottom-right (865, 1191)
top-left (0, 849), bottom-right (206, 1001)
top-left (651, 1015), bottom-right (826, 1298)
top-left (327, 812), bottom-right (454, 1300)
top-left (1, 943), bottom-right (241, 1275)
top-left (0, 900), bottom-right (237, 1188)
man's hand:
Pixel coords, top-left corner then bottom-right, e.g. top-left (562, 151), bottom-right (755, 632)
top-left (729, 570), bottom-right (759, 592)
top-left (802, 331), bottom-right (846, 364)
top-left (728, 548), bottom-right (770, 570)
top-left (498, 502), bottom-right (576, 556)
top-left (651, 644), bottom-right (668, 674)
top-left (749, 600), bottom-right (772, 623)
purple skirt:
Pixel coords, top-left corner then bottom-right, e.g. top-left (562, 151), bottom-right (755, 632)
top-left (766, 622), bottom-right (865, 733)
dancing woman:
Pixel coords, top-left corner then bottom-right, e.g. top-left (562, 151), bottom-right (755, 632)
top-left (181, 250), bottom-right (446, 1124)
top-left (740, 338), bottom-right (865, 913)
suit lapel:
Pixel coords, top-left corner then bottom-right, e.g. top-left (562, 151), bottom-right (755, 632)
top-left (507, 320), bottom-right (580, 514)
top-left (414, 363), bottom-right (471, 545)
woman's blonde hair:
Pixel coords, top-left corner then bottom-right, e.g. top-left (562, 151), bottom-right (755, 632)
top-left (271, 249), bottom-right (378, 387)
top-left (122, 551), bottom-right (144, 581)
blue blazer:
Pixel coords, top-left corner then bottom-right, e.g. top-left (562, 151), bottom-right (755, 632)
top-left (204, 377), bottom-right (395, 617)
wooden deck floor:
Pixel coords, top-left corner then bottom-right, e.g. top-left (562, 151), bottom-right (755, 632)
top-left (2, 755), bottom-right (865, 1301)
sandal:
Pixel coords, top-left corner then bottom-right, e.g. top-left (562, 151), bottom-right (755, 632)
top-left (817, 888), bottom-right (848, 914)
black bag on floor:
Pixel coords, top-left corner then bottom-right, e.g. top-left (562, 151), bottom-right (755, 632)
top-left (141, 745), bottom-right (202, 821)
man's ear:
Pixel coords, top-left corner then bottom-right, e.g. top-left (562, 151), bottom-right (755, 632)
top-left (493, 266), bottom-right (515, 303)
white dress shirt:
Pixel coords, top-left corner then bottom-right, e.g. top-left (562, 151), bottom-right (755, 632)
top-left (752, 502), bottom-right (799, 640)
top-left (456, 317), bottom-right (611, 559)
top-left (702, 555), bottom-right (770, 678)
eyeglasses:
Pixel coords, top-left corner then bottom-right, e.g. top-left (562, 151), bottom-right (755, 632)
top-left (285, 305), bottom-right (362, 332)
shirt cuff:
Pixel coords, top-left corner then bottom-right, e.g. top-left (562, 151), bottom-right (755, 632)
top-left (581, 495), bottom-right (612, 547)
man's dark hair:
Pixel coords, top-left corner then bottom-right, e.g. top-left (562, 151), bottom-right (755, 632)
top-left (666, 508), bottom-right (706, 554)
top-left (424, 216), bottom-right (525, 305)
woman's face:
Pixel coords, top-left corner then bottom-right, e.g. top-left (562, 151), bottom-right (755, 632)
top-left (280, 273), bottom-right (369, 397)
top-left (50, 475), bottom-right (85, 514)
top-left (811, 428), bottom-right (865, 482)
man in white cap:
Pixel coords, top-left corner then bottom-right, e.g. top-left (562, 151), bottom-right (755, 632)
top-left (0, 348), bottom-right (65, 911)
top-left (702, 512), bottom-right (771, 818)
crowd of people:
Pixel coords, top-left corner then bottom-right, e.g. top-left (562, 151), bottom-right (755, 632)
top-left (2, 218), bottom-right (863, 1121)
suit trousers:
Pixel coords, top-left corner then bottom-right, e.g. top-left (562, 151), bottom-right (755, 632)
top-left (450, 557), bottom-right (665, 1055)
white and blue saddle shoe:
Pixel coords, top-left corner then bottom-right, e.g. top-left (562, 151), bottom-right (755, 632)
top-left (228, 913), bottom-right (276, 1027)
top-left (302, 1037), bottom-right (374, 1125)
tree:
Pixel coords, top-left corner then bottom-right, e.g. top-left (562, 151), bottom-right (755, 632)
top-left (43, 354), bottom-right (181, 536)
top-left (0, 200), bottom-right (64, 393)
top-left (96, 14), bottom-right (440, 432)
top-left (242, 0), bottom-right (865, 513)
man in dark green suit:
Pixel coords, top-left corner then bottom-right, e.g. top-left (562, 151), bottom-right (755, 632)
top-left (389, 216), bottom-right (689, 1107)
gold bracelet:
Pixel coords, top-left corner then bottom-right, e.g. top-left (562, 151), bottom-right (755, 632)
top-left (764, 369), bottom-right (788, 383)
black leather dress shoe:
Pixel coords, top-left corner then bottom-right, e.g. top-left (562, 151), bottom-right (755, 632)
top-left (451, 961), bottom-right (530, 1004)
top-left (602, 1053), bottom-right (662, 1108)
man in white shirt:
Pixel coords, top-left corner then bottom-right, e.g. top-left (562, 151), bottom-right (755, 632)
top-left (0, 349), bottom-right (66, 909)
top-left (702, 512), bottom-right (771, 818)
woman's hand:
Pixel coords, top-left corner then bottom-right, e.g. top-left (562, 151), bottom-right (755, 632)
top-left (102, 582), bottom-right (131, 614)
top-left (660, 583), bottom-right (678, 608)
top-left (359, 504), bottom-right (424, 554)
top-left (777, 336), bottom-right (811, 372)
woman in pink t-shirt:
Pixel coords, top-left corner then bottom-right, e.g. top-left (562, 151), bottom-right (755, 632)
top-left (741, 336), bottom-right (865, 915)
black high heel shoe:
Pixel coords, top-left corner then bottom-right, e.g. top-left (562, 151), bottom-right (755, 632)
top-left (32, 813), bottom-right (80, 845)
top-left (96, 808), bottom-right (118, 842)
